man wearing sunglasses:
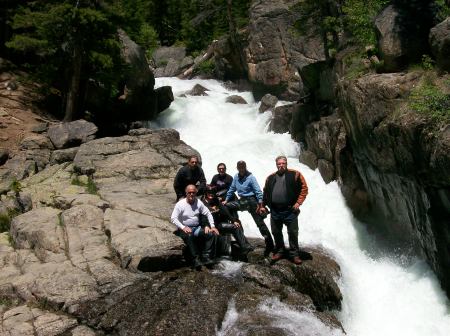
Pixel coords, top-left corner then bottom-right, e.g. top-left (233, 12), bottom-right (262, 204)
top-left (171, 184), bottom-right (219, 270)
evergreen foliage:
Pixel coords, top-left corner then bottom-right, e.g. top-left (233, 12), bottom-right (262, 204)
top-left (6, 0), bottom-right (124, 120)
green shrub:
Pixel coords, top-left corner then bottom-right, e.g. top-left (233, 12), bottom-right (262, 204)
top-left (196, 59), bottom-right (215, 76)
top-left (9, 179), bottom-right (22, 193)
top-left (409, 81), bottom-right (450, 122)
top-left (86, 177), bottom-right (98, 195)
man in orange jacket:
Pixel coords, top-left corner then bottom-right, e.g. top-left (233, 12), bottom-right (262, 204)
top-left (262, 155), bottom-right (308, 264)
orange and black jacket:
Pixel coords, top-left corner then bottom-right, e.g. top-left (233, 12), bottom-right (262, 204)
top-left (263, 169), bottom-right (308, 208)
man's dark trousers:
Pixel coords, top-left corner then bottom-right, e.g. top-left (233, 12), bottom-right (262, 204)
top-left (270, 209), bottom-right (299, 257)
top-left (176, 228), bottom-right (214, 260)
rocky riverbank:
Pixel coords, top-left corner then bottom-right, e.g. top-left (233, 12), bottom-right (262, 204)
top-left (0, 118), bottom-right (344, 335)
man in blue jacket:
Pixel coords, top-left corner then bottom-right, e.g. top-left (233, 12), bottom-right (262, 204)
top-left (223, 160), bottom-right (274, 256)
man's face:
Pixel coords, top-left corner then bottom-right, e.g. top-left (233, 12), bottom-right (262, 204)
top-left (237, 164), bottom-right (246, 176)
top-left (185, 186), bottom-right (197, 203)
top-left (217, 165), bottom-right (226, 176)
top-left (188, 157), bottom-right (198, 169)
top-left (276, 159), bottom-right (287, 174)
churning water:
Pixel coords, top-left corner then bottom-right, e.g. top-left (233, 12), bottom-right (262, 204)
top-left (153, 77), bottom-right (450, 336)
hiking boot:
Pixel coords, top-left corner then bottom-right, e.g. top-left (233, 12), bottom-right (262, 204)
top-left (192, 257), bottom-right (202, 270)
top-left (292, 256), bottom-right (302, 265)
top-left (271, 253), bottom-right (283, 262)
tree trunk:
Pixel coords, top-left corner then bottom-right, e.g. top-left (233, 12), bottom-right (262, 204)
top-left (64, 42), bottom-right (82, 121)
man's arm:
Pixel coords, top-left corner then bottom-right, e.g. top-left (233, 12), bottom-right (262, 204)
top-left (173, 167), bottom-right (185, 198)
top-left (262, 175), bottom-right (270, 207)
top-left (293, 171), bottom-right (308, 210)
top-left (224, 176), bottom-right (237, 202)
top-left (170, 203), bottom-right (185, 230)
top-left (199, 200), bottom-right (215, 228)
top-left (251, 175), bottom-right (264, 203)
top-left (198, 167), bottom-right (207, 193)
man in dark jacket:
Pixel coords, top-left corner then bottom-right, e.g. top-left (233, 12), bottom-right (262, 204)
top-left (262, 156), bottom-right (308, 264)
top-left (174, 155), bottom-right (207, 201)
top-left (202, 185), bottom-right (253, 258)
top-left (210, 162), bottom-right (233, 201)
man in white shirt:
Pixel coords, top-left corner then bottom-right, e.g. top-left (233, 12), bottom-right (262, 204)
top-left (171, 184), bottom-right (219, 269)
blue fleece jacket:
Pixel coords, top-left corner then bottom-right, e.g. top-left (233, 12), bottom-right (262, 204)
top-left (225, 171), bottom-right (263, 203)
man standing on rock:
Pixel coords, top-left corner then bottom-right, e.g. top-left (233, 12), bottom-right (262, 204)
top-left (174, 155), bottom-right (207, 201)
top-left (262, 156), bottom-right (308, 265)
top-left (223, 160), bottom-right (275, 257)
top-left (171, 184), bottom-right (219, 269)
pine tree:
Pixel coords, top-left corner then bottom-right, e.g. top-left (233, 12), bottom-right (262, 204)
top-left (6, 0), bottom-right (123, 121)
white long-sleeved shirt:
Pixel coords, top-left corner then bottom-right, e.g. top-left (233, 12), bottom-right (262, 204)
top-left (170, 198), bottom-right (215, 230)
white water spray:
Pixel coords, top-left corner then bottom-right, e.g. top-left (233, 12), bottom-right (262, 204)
top-left (154, 77), bottom-right (450, 336)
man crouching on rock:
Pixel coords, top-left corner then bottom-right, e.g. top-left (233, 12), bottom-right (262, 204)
top-left (171, 184), bottom-right (219, 270)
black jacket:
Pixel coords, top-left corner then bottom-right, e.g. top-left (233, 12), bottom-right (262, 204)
top-left (173, 165), bottom-right (206, 199)
top-left (210, 173), bottom-right (233, 192)
top-left (263, 169), bottom-right (308, 208)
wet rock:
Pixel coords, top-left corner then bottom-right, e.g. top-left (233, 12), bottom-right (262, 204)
top-left (226, 95), bottom-right (248, 104)
top-left (259, 94), bottom-right (278, 113)
top-left (155, 85), bottom-right (174, 112)
top-left (299, 150), bottom-right (318, 170)
top-left (270, 104), bottom-right (296, 133)
top-left (186, 83), bottom-right (209, 96)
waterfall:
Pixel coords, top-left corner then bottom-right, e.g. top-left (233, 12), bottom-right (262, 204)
top-left (153, 77), bottom-right (450, 336)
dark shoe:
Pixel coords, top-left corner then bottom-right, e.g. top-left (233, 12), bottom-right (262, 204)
top-left (292, 256), bottom-right (302, 265)
top-left (202, 257), bottom-right (215, 266)
top-left (271, 253), bottom-right (283, 262)
top-left (241, 245), bottom-right (254, 255)
top-left (192, 258), bottom-right (202, 270)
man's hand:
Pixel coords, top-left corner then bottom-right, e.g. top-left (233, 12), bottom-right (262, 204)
top-left (182, 226), bottom-right (192, 234)
top-left (233, 221), bottom-right (241, 228)
top-left (292, 203), bottom-right (300, 214)
top-left (257, 204), bottom-right (267, 215)
top-left (205, 227), bottom-right (219, 235)
top-left (222, 200), bottom-right (228, 206)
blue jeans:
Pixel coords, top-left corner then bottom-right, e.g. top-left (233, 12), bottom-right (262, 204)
top-left (270, 209), bottom-right (299, 257)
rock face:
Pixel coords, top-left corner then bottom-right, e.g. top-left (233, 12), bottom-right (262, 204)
top-left (244, 0), bottom-right (326, 100)
top-left (0, 127), bottom-right (345, 335)
top-left (430, 17), bottom-right (450, 72)
top-left (214, 0), bottom-right (327, 101)
top-left (336, 72), bottom-right (450, 296)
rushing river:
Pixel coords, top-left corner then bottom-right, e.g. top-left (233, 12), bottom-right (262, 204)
top-left (153, 77), bottom-right (450, 336)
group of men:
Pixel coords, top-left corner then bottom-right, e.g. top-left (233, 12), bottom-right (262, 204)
top-left (170, 155), bottom-right (308, 269)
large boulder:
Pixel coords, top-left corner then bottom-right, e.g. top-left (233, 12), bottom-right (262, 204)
top-left (430, 17), bottom-right (450, 72)
top-left (375, 4), bottom-right (435, 71)
top-left (47, 119), bottom-right (97, 149)
top-left (259, 93), bottom-right (278, 113)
